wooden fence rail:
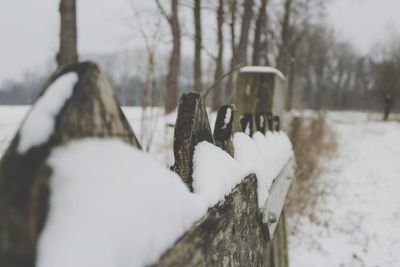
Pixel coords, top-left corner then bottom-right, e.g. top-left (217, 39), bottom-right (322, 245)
top-left (0, 62), bottom-right (295, 267)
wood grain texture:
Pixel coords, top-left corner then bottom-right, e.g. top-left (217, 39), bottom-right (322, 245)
top-left (0, 62), bottom-right (140, 267)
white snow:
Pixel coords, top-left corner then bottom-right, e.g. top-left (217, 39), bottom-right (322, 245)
top-left (36, 132), bottom-right (293, 267)
top-left (222, 108), bottom-right (232, 129)
top-left (240, 66), bottom-right (285, 80)
top-left (17, 73), bottom-right (78, 153)
top-left (259, 115), bottom-right (265, 129)
top-left (289, 112), bottom-right (400, 267)
top-left (37, 138), bottom-right (208, 267)
top-left (233, 132), bottom-right (293, 207)
top-left (192, 141), bottom-right (248, 206)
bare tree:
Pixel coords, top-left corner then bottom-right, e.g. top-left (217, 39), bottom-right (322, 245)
top-left (234, 0), bottom-right (254, 66)
top-left (194, 0), bottom-right (202, 93)
top-left (212, 0), bottom-right (225, 110)
top-left (227, 0), bottom-right (254, 101)
top-left (372, 38), bottom-right (400, 120)
top-left (155, 0), bottom-right (181, 113)
top-left (252, 0), bottom-right (268, 65)
top-left (277, 0), bottom-right (293, 74)
top-left (225, 0), bottom-right (238, 101)
top-left (57, 0), bottom-right (78, 67)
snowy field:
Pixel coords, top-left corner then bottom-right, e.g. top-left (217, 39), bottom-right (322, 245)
top-left (1, 106), bottom-right (400, 266)
top-left (289, 112), bottom-right (400, 267)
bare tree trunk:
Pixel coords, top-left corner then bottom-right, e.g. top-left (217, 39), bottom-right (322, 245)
top-left (212, 0), bottom-right (224, 110)
top-left (57, 0), bottom-right (78, 67)
top-left (286, 55), bottom-right (296, 110)
top-left (252, 0), bottom-right (268, 65)
top-left (383, 94), bottom-right (394, 121)
top-left (235, 0), bottom-right (253, 66)
top-left (277, 0), bottom-right (293, 74)
top-left (225, 0), bottom-right (237, 102)
top-left (227, 0), bottom-right (253, 101)
top-left (155, 0), bottom-right (181, 113)
top-left (194, 0), bottom-right (202, 93)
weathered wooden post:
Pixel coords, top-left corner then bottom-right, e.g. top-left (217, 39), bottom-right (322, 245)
top-left (155, 93), bottom-right (272, 266)
top-left (235, 66), bottom-right (286, 120)
top-left (0, 62), bottom-right (140, 267)
top-left (235, 66), bottom-right (291, 267)
top-left (213, 105), bottom-right (241, 157)
top-left (240, 113), bottom-right (254, 136)
top-left (173, 93), bottom-right (214, 191)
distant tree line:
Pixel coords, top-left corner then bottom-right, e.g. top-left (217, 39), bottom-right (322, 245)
top-left (1, 0), bottom-right (399, 119)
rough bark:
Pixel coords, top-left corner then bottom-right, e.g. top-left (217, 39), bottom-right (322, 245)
top-left (173, 93), bottom-right (214, 191)
top-left (0, 62), bottom-right (140, 267)
top-left (156, 0), bottom-right (181, 113)
top-left (255, 113), bottom-right (267, 134)
top-left (286, 56), bottom-right (296, 110)
top-left (213, 105), bottom-right (241, 157)
top-left (225, 0), bottom-right (237, 102)
top-left (277, 0), bottom-right (293, 74)
top-left (252, 0), bottom-right (268, 66)
top-left (57, 0), bottom-right (78, 67)
top-left (212, 0), bottom-right (224, 111)
top-left (231, 0), bottom-right (254, 101)
top-left (194, 0), bottom-right (202, 93)
top-left (240, 113), bottom-right (254, 136)
top-left (235, 0), bottom-right (254, 66)
top-left (235, 73), bottom-right (275, 114)
top-left (154, 175), bottom-right (273, 267)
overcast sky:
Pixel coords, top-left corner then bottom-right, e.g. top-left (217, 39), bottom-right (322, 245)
top-left (0, 0), bottom-right (400, 84)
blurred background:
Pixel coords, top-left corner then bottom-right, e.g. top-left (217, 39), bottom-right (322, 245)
top-left (1, 1), bottom-right (400, 266)
top-left (1, 0), bottom-right (400, 117)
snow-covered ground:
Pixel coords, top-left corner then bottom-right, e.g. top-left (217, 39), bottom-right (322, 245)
top-left (289, 112), bottom-right (400, 267)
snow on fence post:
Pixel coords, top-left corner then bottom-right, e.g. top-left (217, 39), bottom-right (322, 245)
top-left (255, 113), bottom-right (267, 134)
top-left (172, 92), bottom-right (214, 191)
top-left (235, 66), bottom-right (290, 267)
top-left (0, 61), bottom-right (140, 267)
top-left (213, 105), bottom-right (241, 157)
top-left (240, 113), bottom-right (254, 136)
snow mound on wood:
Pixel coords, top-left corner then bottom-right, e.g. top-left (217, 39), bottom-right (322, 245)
top-left (37, 139), bottom-right (207, 267)
top-left (18, 72), bottom-right (78, 153)
top-left (234, 131), bottom-right (293, 207)
top-left (37, 130), bottom-right (293, 267)
top-left (192, 141), bottom-right (248, 206)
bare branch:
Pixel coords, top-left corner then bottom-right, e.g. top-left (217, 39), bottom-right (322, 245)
top-left (203, 64), bottom-right (243, 99)
top-left (155, 0), bottom-right (171, 23)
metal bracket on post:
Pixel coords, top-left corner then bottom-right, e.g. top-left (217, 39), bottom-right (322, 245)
top-left (262, 157), bottom-right (296, 239)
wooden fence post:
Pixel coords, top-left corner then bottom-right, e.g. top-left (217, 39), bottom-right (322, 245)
top-left (240, 113), bottom-right (254, 136)
top-left (235, 66), bottom-right (289, 267)
top-left (173, 92), bottom-right (214, 191)
top-left (255, 113), bottom-right (267, 134)
top-left (0, 61), bottom-right (140, 267)
top-left (213, 105), bottom-right (241, 157)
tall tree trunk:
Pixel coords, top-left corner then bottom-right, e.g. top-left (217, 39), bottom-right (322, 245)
top-left (194, 0), bottom-right (202, 93)
top-left (286, 53), bottom-right (296, 110)
top-left (163, 0), bottom-right (181, 113)
top-left (277, 0), bottom-right (292, 74)
top-left (383, 94), bottom-right (394, 121)
top-left (228, 0), bottom-right (254, 101)
top-left (235, 0), bottom-right (253, 66)
top-left (252, 0), bottom-right (268, 66)
top-left (225, 0), bottom-right (237, 102)
top-left (212, 0), bottom-right (224, 110)
top-left (57, 0), bottom-right (78, 67)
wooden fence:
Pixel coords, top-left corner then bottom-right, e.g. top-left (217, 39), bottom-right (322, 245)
top-left (0, 62), bottom-right (295, 267)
